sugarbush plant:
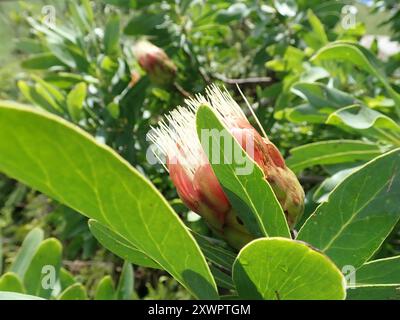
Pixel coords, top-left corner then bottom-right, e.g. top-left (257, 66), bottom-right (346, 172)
top-left (0, 0), bottom-right (400, 300)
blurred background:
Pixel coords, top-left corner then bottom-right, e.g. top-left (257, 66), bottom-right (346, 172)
top-left (0, 0), bottom-right (399, 299)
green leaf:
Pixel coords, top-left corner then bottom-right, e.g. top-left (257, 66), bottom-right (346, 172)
top-left (210, 266), bottom-right (234, 290)
top-left (286, 140), bottom-right (382, 173)
top-left (58, 283), bottom-right (87, 300)
top-left (124, 14), bottom-right (166, 36)
top-left (15, 38), bottom-right (44, 54)
top-left (291, 82), bottom-right (356, 108)
top-left (305, 10), bottom-right (328, 49)
top-left (196, 105), bottom-right (290, 238)
top-left (297, 149), bottom-right (400, 269)
top-left (355, 256), bottom-right (400, 286)
top-left (274, 0), bottom-right (297, 17)
top-left (0, 101), bottom-right (217, 300)
top-left (23, 238), bottom-right (62, 299)
top-left (232, 238), bottom-right (346, 300)
top-left (88, 220), bottom-right (160, 269)
top-left (216, 3), bottom-right (249, 23)
top-left (312, 41), bottom-right (400, 117)
top-left (103, 0), bottom-right (135, 8)
top-left (326, 105), bottom-right (400, 146)
top-left (67, 82), bottom-right (87, 122)
top-left (0, 291), bottom-right (44, 300)
top-left (346, 285), bottom-right (400, 300)
top-left (106, 102), bottom-right (120, 119)
top-left (59, 268), bottom-right (76, 291)
top-left (313, 166), bottom-right (361, 203)
top-left (0, 273), bottom-right (25, 293)
top-left (116, 261), bottom-right (134, 300)
top-left (69, 1), bottom-right (91, 34)
top-left (193, 233), bottom-right (236, 272)
top-left (288, 82), bottom-right (357, 123)
top-left (81, 0), bottom-right (94, 25)
top-left (10, 228), bottom-right (44, 279)
top-left (95, 275), bottom-right (115, 300)
top-left (21, 53), bottom-right (64, 69)
top-left (0, 233), bottom-right (2, 274)
top-left (34, 83), bottom-right (63, 113)
top-left (104, 14), bottom-right (120, 56)
top-left (31, 75), bottom-right (65, 105)
top-left (18, 81), bottom-right (61, 114)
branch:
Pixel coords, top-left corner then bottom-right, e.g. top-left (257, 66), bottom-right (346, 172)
top-left (298, 175), bottom-right (326, 184)
top-left (211, 73), bottom-right (272, 85)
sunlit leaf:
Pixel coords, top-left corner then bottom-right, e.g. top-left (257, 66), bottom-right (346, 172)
top-left (0, 101), bottom-right (218, 300)
top-left (298, 149), bottom-right (400, 269)
top-left (233, 238), bottom-right (346, 300)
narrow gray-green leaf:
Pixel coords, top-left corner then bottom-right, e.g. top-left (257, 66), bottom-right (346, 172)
top-left (312, 41), bottom-right (400, 117)
top-left (298, 149), bottom-right (400, 269)
top-left (116, 261), bottom-right (134, 300)
top-left (0, 101), bottom-right (217, 300)
top-left (326, 105), bottom-right (400, 146)
top-left (196, 105), bottom-right (290, 238)
top-left (233, 238), bottom-right (346, 300)
top-left (0, 291), bottom-right (44, 300)
top-left (306, 10), bottom-right (328, 48)
top-left (21, 53), bottom-right (64, 69)
top-left (67, 82), bottom-right (86, 122)
top-left (104, 14), bottom-right (120, 55)
top-left (291, 82), bottom-right (356, 113)
top-left (313, 166), bottom-right (361, 203)
top-left (10, 227), bottom-right (44, 279)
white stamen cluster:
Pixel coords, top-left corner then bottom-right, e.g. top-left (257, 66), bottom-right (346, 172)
top-left (147, 85), bottom-right (246, 175)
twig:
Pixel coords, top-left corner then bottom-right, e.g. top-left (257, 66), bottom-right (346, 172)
top-left (299, 175), bottom-right (326, 184)
top-left (173, 82), bottom-right (192, 98)
top-left (212, 73), bottom-right (272, 85)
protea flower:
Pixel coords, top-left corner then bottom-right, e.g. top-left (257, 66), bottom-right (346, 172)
top-left (133, 40), bottom-right (177, 86)
top-left (148, 85), bottom-right (304, 249)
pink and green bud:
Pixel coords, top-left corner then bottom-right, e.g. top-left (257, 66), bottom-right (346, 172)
top-left (148, 85), bottom-right (304, 249)
top-left (133, 40), bottom-right (177, 86)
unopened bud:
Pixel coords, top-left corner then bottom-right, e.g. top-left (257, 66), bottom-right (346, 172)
top-left (133, 40), bottom-right (177, 86)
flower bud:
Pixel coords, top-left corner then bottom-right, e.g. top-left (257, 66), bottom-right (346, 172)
top-left (133, 40), bottom-right (177, 86)
top-left (148, 85), bottom-right (305, 249)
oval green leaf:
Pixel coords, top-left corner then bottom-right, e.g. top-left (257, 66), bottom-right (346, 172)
top-left (23, 238), bottom-right (62, 299)
top-left (95, 275), bottom-right (115, 300)
top-left (58, 283), bottom-right (87, 300)
top-left (0, 272), bottom-right (25, 293)
top-left (297, 149), bottom-right (400, 269)
top-left (232, 237), bottom-right (346, 300)
top-left (0, 101), bottom-right (217, 300)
